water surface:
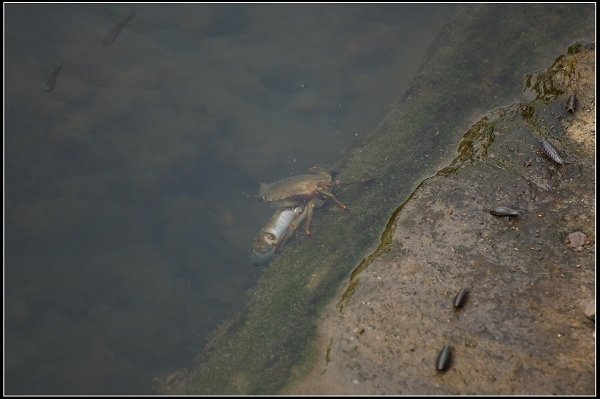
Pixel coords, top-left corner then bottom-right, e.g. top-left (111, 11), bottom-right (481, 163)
top-left (4, 4), bottom-right (456, 394)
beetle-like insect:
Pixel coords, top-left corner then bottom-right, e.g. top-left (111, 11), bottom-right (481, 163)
top-left (436, 345), bottom-right (453, 372)
top-left (540, 139), bottom-right (565, 165)
top-left (489, 206), bottom-right (520, 217)
top-left (453, 288), bottom-right (469, 309)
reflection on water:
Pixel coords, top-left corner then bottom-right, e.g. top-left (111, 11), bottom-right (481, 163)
top-left (4, 4), bottom-right (456, 394)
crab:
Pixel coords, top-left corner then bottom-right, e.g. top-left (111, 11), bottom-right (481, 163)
top-left (257, 165), bottom-right (353, 237)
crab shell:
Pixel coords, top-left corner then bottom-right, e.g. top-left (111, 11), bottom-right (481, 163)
top-left (258, 171), bottom-right (334, 208)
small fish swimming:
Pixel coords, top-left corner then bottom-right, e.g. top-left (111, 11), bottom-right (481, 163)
top-left (102, 10), bottom-right (135, 46)
top-left (44, 62), bottom-right (63, 91)
top-left (540, 139), bottom-right (565, 165)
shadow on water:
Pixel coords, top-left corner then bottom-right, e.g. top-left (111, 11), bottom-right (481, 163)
top-left (5, 3), bottom-right (456, 395)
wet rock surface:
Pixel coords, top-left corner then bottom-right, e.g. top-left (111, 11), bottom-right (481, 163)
top-left (284, 47), bottom-right (595, 395)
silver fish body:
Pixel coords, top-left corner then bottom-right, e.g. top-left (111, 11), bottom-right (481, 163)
top-left (251, 206), bottom-right (305, 265)
top-left (102, 10), bottom-right (135, 45)
top-left (263, 206), bottom-right (303, 240)
top-left (489, 206), bottom-right (520, 217)
top-left (44, 63), bottom-right (63, 91)
top-left (540, 139), bottom-right (565, 165)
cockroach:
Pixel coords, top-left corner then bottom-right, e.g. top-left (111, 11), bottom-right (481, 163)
top-left (566, 94), bottom-right (577, 113)
top-left (489, 206), bottom-right (520, 217)
top-left (436, 345), bottom-right (453, 372)
top-left (540, 139), bottom-right (565, 165)
top-left (453, 288), bottom-right (469, 309)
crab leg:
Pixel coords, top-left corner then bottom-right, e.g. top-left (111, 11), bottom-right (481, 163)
top-left (316, 188), bottom-right (353, 215)
top-left (302, 198), bottom-right (326, 237)
top-left (303, 200), bottom-right (316, 238)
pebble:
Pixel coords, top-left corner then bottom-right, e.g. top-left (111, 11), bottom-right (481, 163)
top-left (584, 299), bottom-right (595, 320)
top-left (567, 231), bottom-right (586, 251)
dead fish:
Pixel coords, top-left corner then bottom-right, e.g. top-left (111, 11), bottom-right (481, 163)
top-left (453, 287), bottom-right (469, 309)
top-left (250, 206), bottom-right (306, 266)
top-left (540, 139), bottom-right (565, 165)
top-left (44, 62), bottom-right (63, 91)
top-left (436, 345), bottom-right (452, 372)
top-left (489, 206), bottom-right (520, 217)
top-left (566, 95), bottom-right (577, 113)
top-left (102, 10), bottom-right (135, 46)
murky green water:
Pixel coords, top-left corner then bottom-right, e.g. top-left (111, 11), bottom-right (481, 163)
top-left (5, 4), bottom-right (457, 394)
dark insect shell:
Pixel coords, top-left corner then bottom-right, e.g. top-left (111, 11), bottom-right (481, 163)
top-left (436, 345), bottom-right (453, 372)
top-left (489, 206), bottom-right (520, 217)
top-left (453, 288), bottom-right (469, 309)
top-left (540, 139), bottom-right (565, 165)
top-left (566, 94), bottom-right (577, 113)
